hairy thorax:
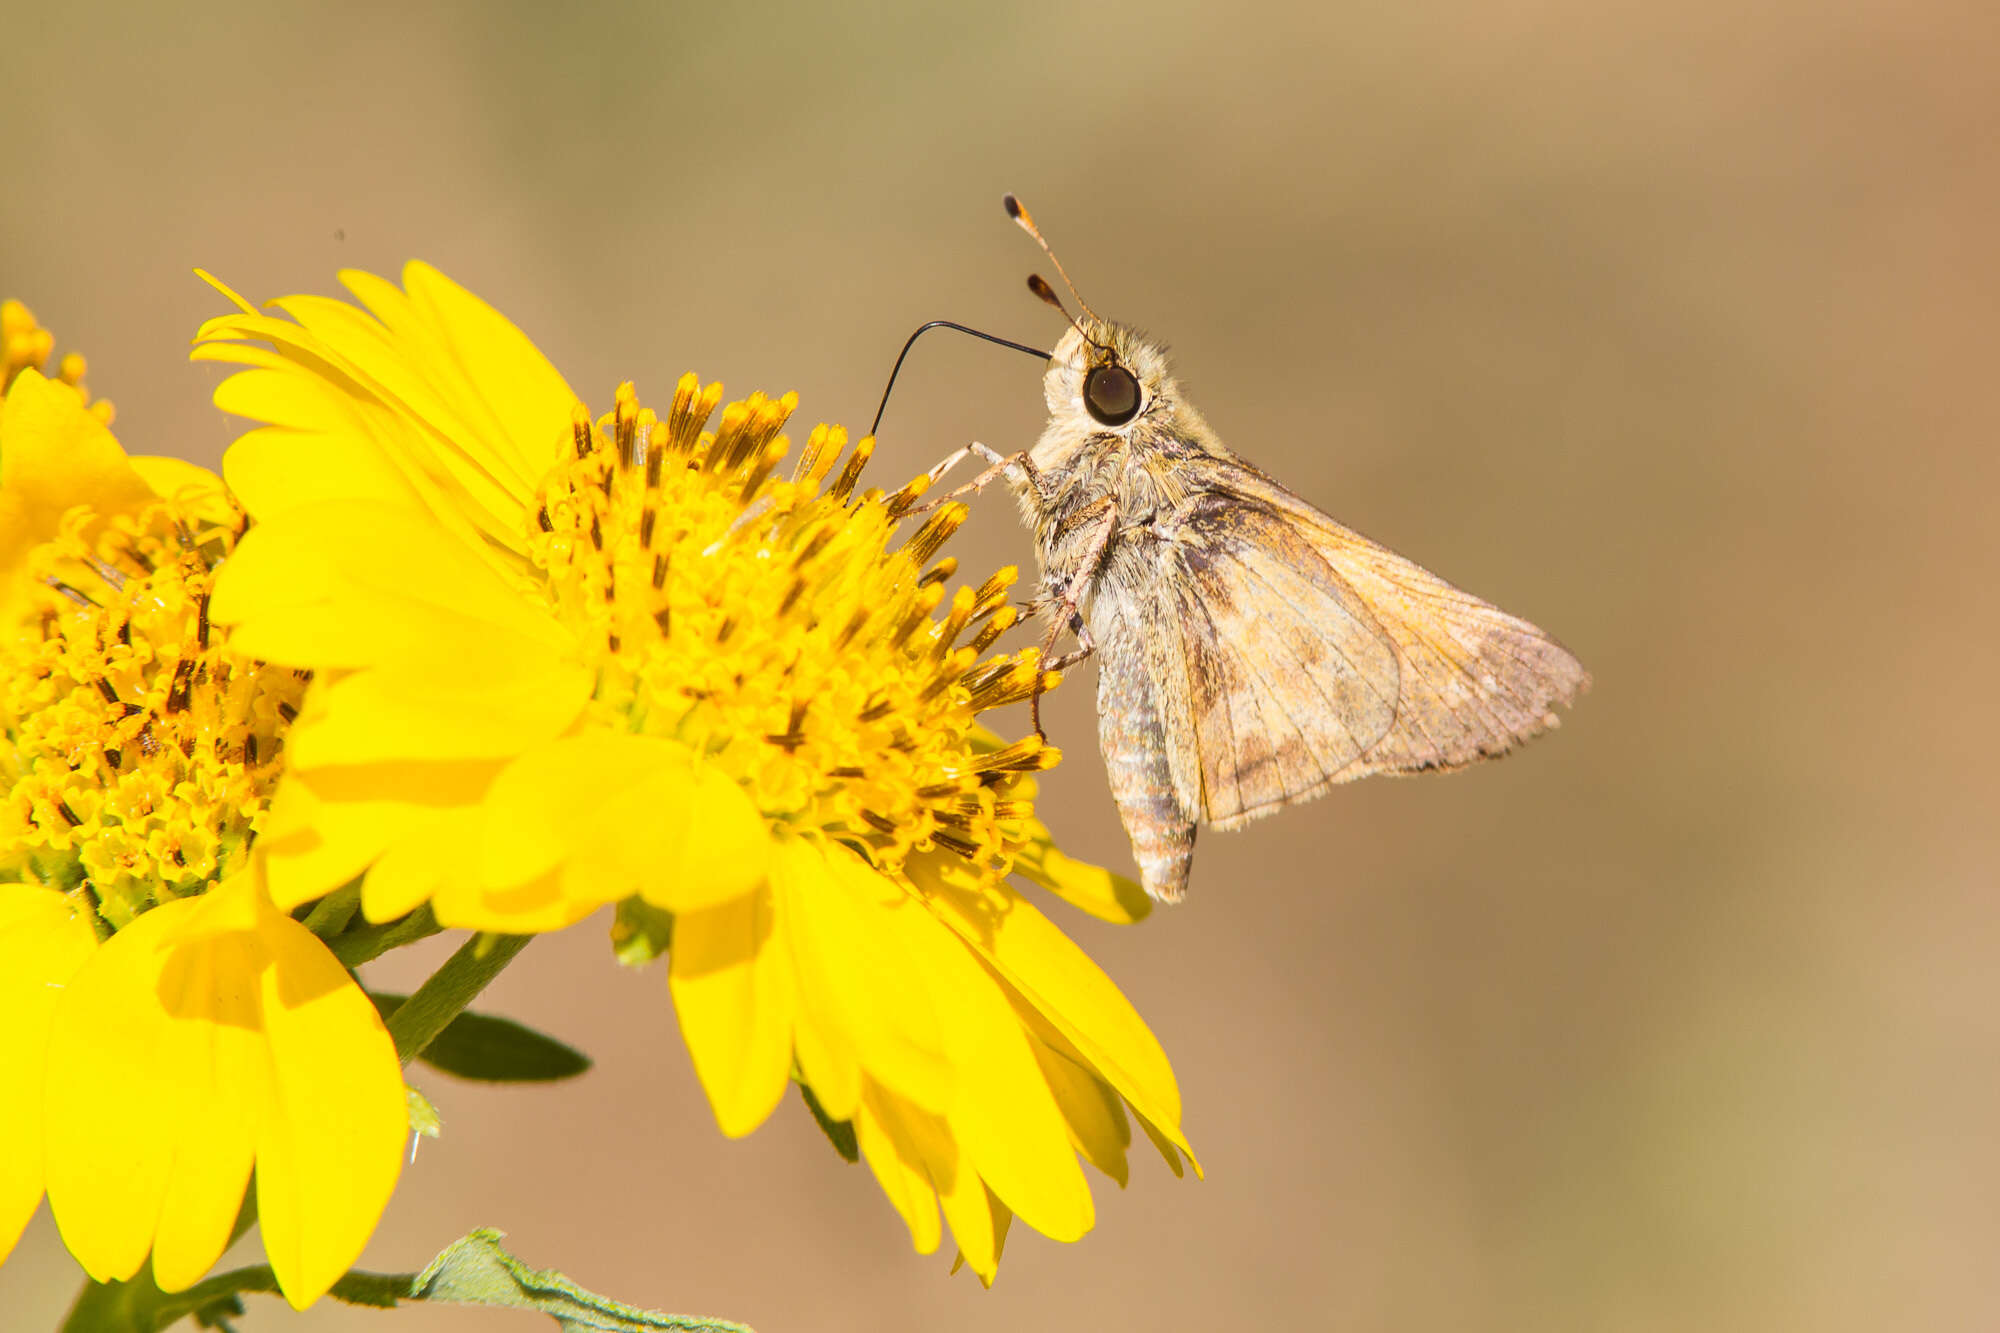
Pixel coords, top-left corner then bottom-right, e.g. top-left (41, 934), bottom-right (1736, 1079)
top-left (1015, 408), bottom-right (1222, 626)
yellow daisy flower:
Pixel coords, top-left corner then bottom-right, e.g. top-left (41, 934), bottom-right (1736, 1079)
top-left (0, 363), bottom-right (405, 1309)
top-left (194, 263), bottom-right (1196, 1279)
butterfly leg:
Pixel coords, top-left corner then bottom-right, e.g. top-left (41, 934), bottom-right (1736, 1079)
top-left (902, 442), bottom-right (1033, 514)
top-left (1029, 497), bottom-right (1118, 737)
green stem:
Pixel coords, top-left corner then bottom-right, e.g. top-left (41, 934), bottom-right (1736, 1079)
top-left (300, 881), bottom-right (361, 938)
top-left (325, 903), bottom-right (442, 969)
top-left (384, 932), bottom-right (535, 1065)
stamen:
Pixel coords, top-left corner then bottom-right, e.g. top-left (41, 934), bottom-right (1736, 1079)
top-left (738, 437), bottom-right (790, 503)
top-left (886, 473), bottom-right (931, 517)
top-left (791, 526), bottom-right (836, 568)
top-left (83, 553), bottom-right (128, 591)
top-left (886, 583), bottom-right (947, 650)
top-left (901, 504), bottom-right (968, 567)
top-left (931, 586), bottom-right (977, 657)
top-left (968, 606), bottom-right (1020, 653)
top-left (967, 735), bottom-right (1058, 773)
top-left (45, 578), bottom-right (98, 607)
top-left (931, 830), bottom-right (980, 859)
top-left (827, 436), bottom-right (874, 502)
top-left (793, 423), bottom-right (843, 486)
top-left (614, 389), bottom-right (639, 466)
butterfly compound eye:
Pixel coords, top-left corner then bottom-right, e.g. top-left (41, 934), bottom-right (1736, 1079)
top-left (1083, 364), bottom-right (1141, 426)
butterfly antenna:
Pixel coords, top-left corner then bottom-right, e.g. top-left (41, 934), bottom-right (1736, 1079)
top-left (1004, 194), bottom-right (1105, 325)
top-left (1024, 273), bottom-right (1100, 350)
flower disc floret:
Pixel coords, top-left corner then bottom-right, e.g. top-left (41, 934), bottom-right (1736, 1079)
top-left (1, 496), bottom-right (305, 925)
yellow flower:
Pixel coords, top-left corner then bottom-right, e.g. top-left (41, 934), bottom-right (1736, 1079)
top-left (2, 299), bottom-right (110, 422)
top-left (195, 264), bottom-right (1195, 1279)
top-left (0, 362), bottom-right (406, 1308)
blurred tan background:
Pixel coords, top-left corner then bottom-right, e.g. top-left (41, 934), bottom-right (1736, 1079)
top-left (5, 1), bottom-right (1998, 1328)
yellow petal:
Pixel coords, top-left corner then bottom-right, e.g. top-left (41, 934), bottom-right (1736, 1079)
top-left (1136, 1113), bottom-right (1191, 1181)
top-left (1031, 1034), bottom-right (1131, 1187)
top-left (42, 877), bottom-right (403, 1307)
top-left (201, 304), bottom-right (525, 550)
top-left (211, 498), bottom-right (564, 672)
top-left (478, 734), bottom-right (770, 913)
top-left (854, 1080), bottom-right (1010, 1279)
top-left (0, 368), bottom-right (155, 617)
top-left (45, 895), bottom-right (239, 1285)
top-left (242, 885), bottom-right (406, 1308)
top-left (669, 884), bottom-right (797, 1137)
top-left (853, 1084), bottom-right (942, 1256)
top-left (363, 806), bottom-right (481, 923)
top-left (147, 930), bottom-right (263, 1295)
top-left (295, 653), bottom-right (592, 767)
top-left (864, 1083), bottom-right (1006, 1284)
top-left (791, 998), bottom-right (860, 1121)
top-left (913, 853), bottom-right (1197, 1173)
top-left (780, 842), bottom-right (952, 1114)
top-left (260, 758), bottom-right (503, 913)
top-left (428, 865), bottom-right (599, 935)
top-left (376, 262), bottom-right (580, 481)
top-left (885, 877), bottom-right (1093, 1242)
top-left (217, 401), bottom-right (426, 519)
top-left (198, 267), bottom-right (569, 563)
top-left (0, 888), bottom-right (98, 1263)
top-left (948, 1187), bottom-right (1013, 1288)
top-left (1012, 818), bottom-right (1152, 924)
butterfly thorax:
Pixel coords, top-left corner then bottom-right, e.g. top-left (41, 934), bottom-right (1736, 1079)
top-left (1017, 323), bottom-right (1232, 608)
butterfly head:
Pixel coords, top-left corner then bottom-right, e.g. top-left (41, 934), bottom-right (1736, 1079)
top-left (1004, 194), bottom-right (1199, 454)
top-left (1044, 320), bottom-right (1176, 435)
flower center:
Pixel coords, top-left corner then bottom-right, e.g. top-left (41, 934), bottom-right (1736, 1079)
top-left (528, 378), bottom-right (1061, 874)
top-left (0, 499), bottom-right (306, 927)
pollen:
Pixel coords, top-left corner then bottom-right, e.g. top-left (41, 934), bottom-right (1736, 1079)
top-left (529, 376), bottom-right (1061, 874)
top-left (0, 496), bottom-right (306, 928)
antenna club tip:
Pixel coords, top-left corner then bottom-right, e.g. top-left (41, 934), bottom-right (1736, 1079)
top-left (1002, 193), bottom-right (1037, 233)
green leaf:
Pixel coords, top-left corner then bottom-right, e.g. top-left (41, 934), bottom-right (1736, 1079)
top-left (797, 1081), bottom-right (859, 1163)
top-left (370, 993), bottom-right (591, 1083)
top-left (61, 1231), bottom-right (753, 1332)
top-left (410, 1229), bottom-right (753, 1332)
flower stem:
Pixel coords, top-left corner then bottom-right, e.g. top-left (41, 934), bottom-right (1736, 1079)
top-left (326, 903), bottom-right (442, 969)
top-left (384, 932), bottom-right (535, 1065)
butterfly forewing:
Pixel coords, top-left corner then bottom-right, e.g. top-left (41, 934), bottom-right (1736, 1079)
top-left (1228, 465), bottom-right (1588, 777)
top-left (1157, 495), bottom-right (1402, 828)
top-left (1144, 463), bottom-right (1588, 829)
